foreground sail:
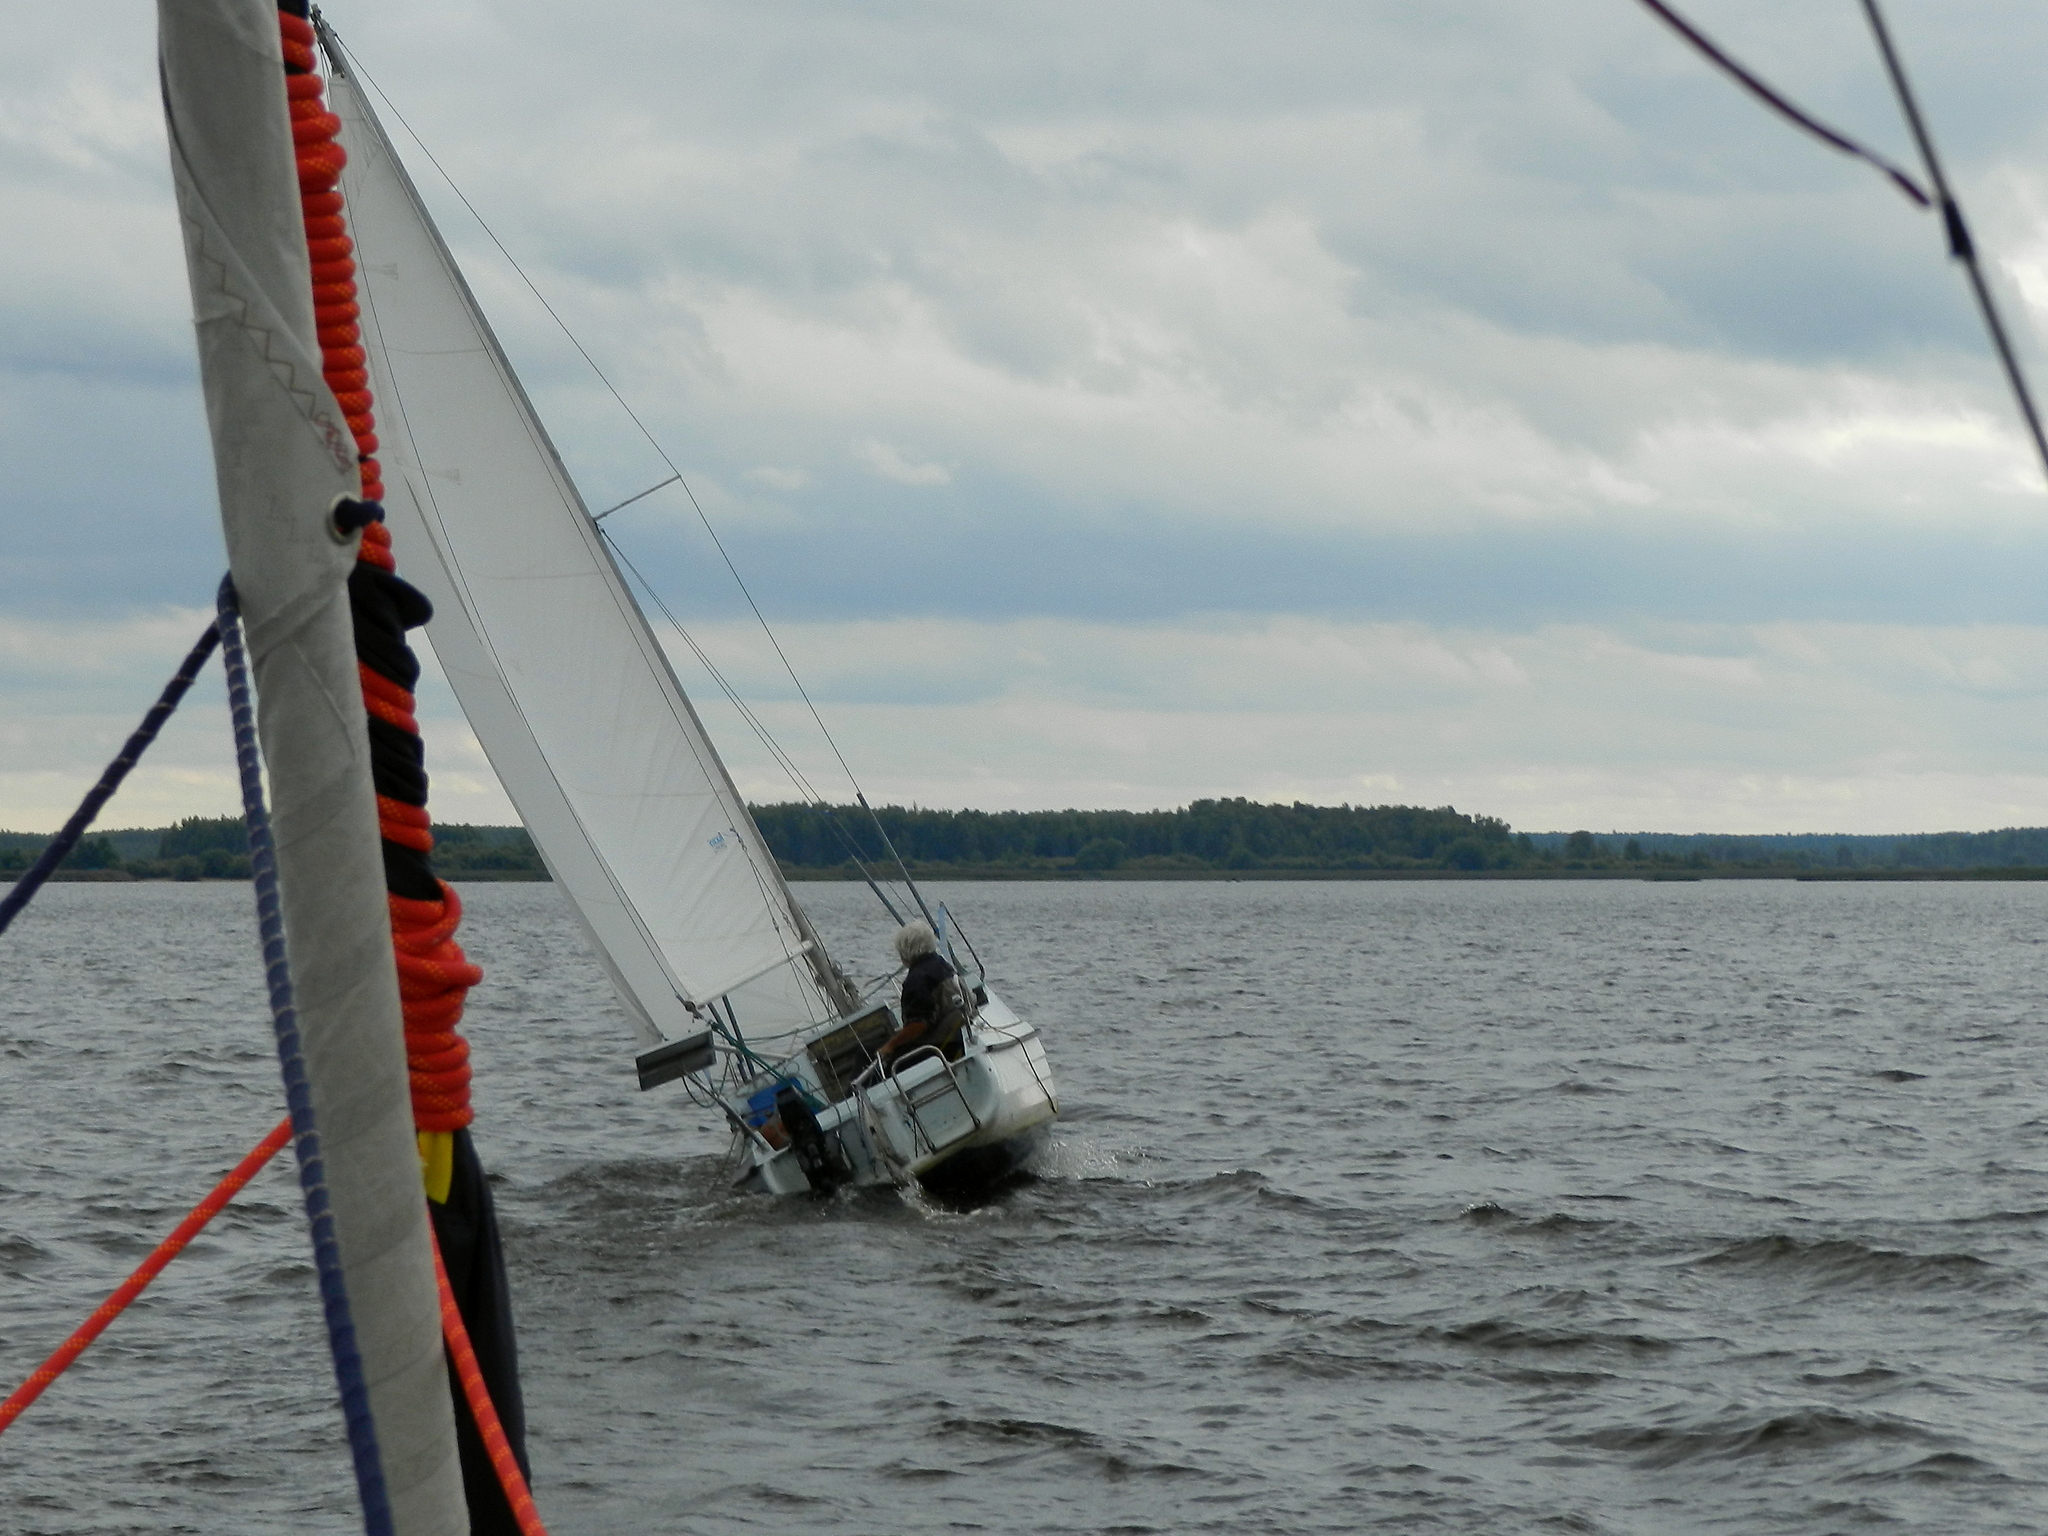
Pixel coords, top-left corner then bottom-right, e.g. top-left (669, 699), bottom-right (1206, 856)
top-left (159, 1), bottom-right (465, 1528)
top-left (325, 46), bottom-right (850, 1048)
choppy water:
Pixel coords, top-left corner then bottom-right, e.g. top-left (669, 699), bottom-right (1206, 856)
top-left (6, 878), bottom-right (2048, 1533)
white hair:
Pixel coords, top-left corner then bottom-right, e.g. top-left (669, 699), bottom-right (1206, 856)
top-left (893, 920), bottom-right (938, 964)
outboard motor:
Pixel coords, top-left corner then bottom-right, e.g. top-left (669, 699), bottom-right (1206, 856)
top-left (774, 1084), bottom-right (848, 1194)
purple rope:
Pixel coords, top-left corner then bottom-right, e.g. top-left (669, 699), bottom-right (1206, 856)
top-left (216, 575), bottom-right (396, 1536)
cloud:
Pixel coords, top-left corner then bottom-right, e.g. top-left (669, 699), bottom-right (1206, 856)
top-left (635, 611), bottom-right (2048, 833)
top-left (853, 439), bottom-right (952, 486)
top-left (12, 0), bottom-right (2048, 832)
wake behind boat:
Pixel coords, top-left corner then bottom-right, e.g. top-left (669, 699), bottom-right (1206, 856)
top-left (318, 23), bottom-right (1058, 1194)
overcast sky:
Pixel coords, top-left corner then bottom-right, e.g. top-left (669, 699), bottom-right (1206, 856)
top-left (10, 0), bottom-right (2048, 834)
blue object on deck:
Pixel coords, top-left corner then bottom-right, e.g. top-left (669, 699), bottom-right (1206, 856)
top-left (747, 1081), bottom-right (817, 1125)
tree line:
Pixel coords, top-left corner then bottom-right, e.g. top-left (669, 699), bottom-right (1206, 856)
top-left (13, 805), bottom-right (2048, 880)
top-left (0, 817), bottom-right (541, 881)
top-left (751, 798), bottom-right (1530, 872)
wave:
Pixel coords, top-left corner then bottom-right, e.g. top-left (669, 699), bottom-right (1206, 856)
top-left (1799, 1365), bottom-right (1903, 1391)
top-left (1252, 1343), bottom-right (1451, 1382)
top-left (1937, 1206), bottom-right (2048, 1228)
top-left (1526, 1212), bottom-right (1620, 1234)
top-left (1452, 1204), bottom-right (1626, 1239)
top-left (1026, 1133), bottom-right (1157, 1182)
top-left (934, 1415), bottom-right (1212, 1480)
top-left (1436, 1318), bottom-right (1677, 1355)
top-left (1690, 1234), bottom-right (2002, 1292)
top-left (1572, 1405), bottom-right (1943, 1468)
top-left (0, 1231), bottom-right (50, 1269)
top-left (1852, 1450), bottom-right (2017, 1486)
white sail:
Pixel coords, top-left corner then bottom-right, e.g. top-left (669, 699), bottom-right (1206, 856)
top-left (324, 48), bottom-right (845, 1046)
top-left (158, 2), bottom-right (465, 1529)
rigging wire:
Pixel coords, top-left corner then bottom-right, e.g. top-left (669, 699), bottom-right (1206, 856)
top-left (1859, 0), bottom-right (2048, 489)
top-left (1635, 0), bottom-right (2048, 490)
top-left (325, 31), bottom-right (936, 914)
top-left (1632, 0), bottom-right (1929, 208)
top-left (601, 529), bottom-right (907, 923)
top-left (0, 620), bottom-right (219, 939)
top-left (592, 473), bottom-right (681, 522)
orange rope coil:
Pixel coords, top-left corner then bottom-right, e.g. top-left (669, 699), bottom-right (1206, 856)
top-left (283, 11), bottom-right (382, 503)
top-left (282, 12), bottom-right (477, 1133)
top-left (394, 886), bottom-right (483, 1131)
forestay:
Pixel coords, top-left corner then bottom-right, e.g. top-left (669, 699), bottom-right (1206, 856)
top-left (324, 41), bottom-right (844, 1045)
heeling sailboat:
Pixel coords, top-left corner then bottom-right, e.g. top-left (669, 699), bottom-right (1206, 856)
top-left (314, 21), bottom-right (1057, 1194)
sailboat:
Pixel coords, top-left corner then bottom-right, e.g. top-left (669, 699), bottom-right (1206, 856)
top-left (313, 22), bottom-right (1058, 1195)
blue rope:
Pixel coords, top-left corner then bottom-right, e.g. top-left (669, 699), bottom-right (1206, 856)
top-left (0, 621), bottom-right (220, 938)
top-left (216, 575), bottom-right (395, 1536)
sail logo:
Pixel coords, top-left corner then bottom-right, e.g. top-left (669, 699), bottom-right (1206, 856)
top-left (708, 832), bottom-right (729, 852)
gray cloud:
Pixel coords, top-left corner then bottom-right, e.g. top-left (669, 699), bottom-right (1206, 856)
top-left (10, 0), bottom-right (2048, 829)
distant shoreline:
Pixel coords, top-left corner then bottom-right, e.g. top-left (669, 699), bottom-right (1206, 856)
top-left (22, 866), bottom-right (2048, 885)
top-left (17, 803), bottom-right (2048, 882)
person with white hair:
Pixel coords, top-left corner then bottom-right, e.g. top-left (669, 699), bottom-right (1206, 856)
top-left (878, 919), bottom-right (967, 1069)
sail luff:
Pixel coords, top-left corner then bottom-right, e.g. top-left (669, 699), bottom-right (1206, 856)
top-left (322, 36), bottom-right (845, 1038)
top-left (156, 2), bottom-right (466, 1530)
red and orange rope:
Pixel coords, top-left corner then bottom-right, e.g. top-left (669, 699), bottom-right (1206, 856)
top-left (431, 1229), bottom-right (547, 1536)
top-left (282, 10), bottom-right (382, 504)
top-left (281, 9), bottom-right (479, 1136)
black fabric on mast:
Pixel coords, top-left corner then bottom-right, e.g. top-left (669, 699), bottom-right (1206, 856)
top-left (347, 561), bottom-right (438, 901)
top-left (344, 539), bottom-right (531, 1531)
top-left (432, 1132), bottom-right (531, 1535)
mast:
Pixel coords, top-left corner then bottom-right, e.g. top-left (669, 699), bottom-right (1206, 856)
top-left (320, 30), bottom-right (858, 1037)
top-left (157, 1), bottom-right (467, 1531)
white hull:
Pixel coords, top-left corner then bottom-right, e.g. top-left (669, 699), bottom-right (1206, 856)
top-left (733, 989), bottom-right (1057, 1195)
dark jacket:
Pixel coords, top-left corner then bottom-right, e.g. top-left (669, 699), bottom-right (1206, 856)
top-left (900, 950), bottom-right (956, 1025)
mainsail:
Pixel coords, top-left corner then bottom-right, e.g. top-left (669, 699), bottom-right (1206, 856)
top-left (323, 40), bottom-right (850, 1047)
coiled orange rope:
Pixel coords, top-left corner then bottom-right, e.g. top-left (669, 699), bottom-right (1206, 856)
top-left (0, 1118), bottom-right (293, 1438)
top-left (393, 879), bottom-right (485, 1131)
top-left (281, 10), bottom-right (478, 1133)
top-left (282, 10), bottom-right (381, 503)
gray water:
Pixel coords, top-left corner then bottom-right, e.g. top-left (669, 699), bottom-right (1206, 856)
top-left (5, 878), bottom-right (2048, 1534)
